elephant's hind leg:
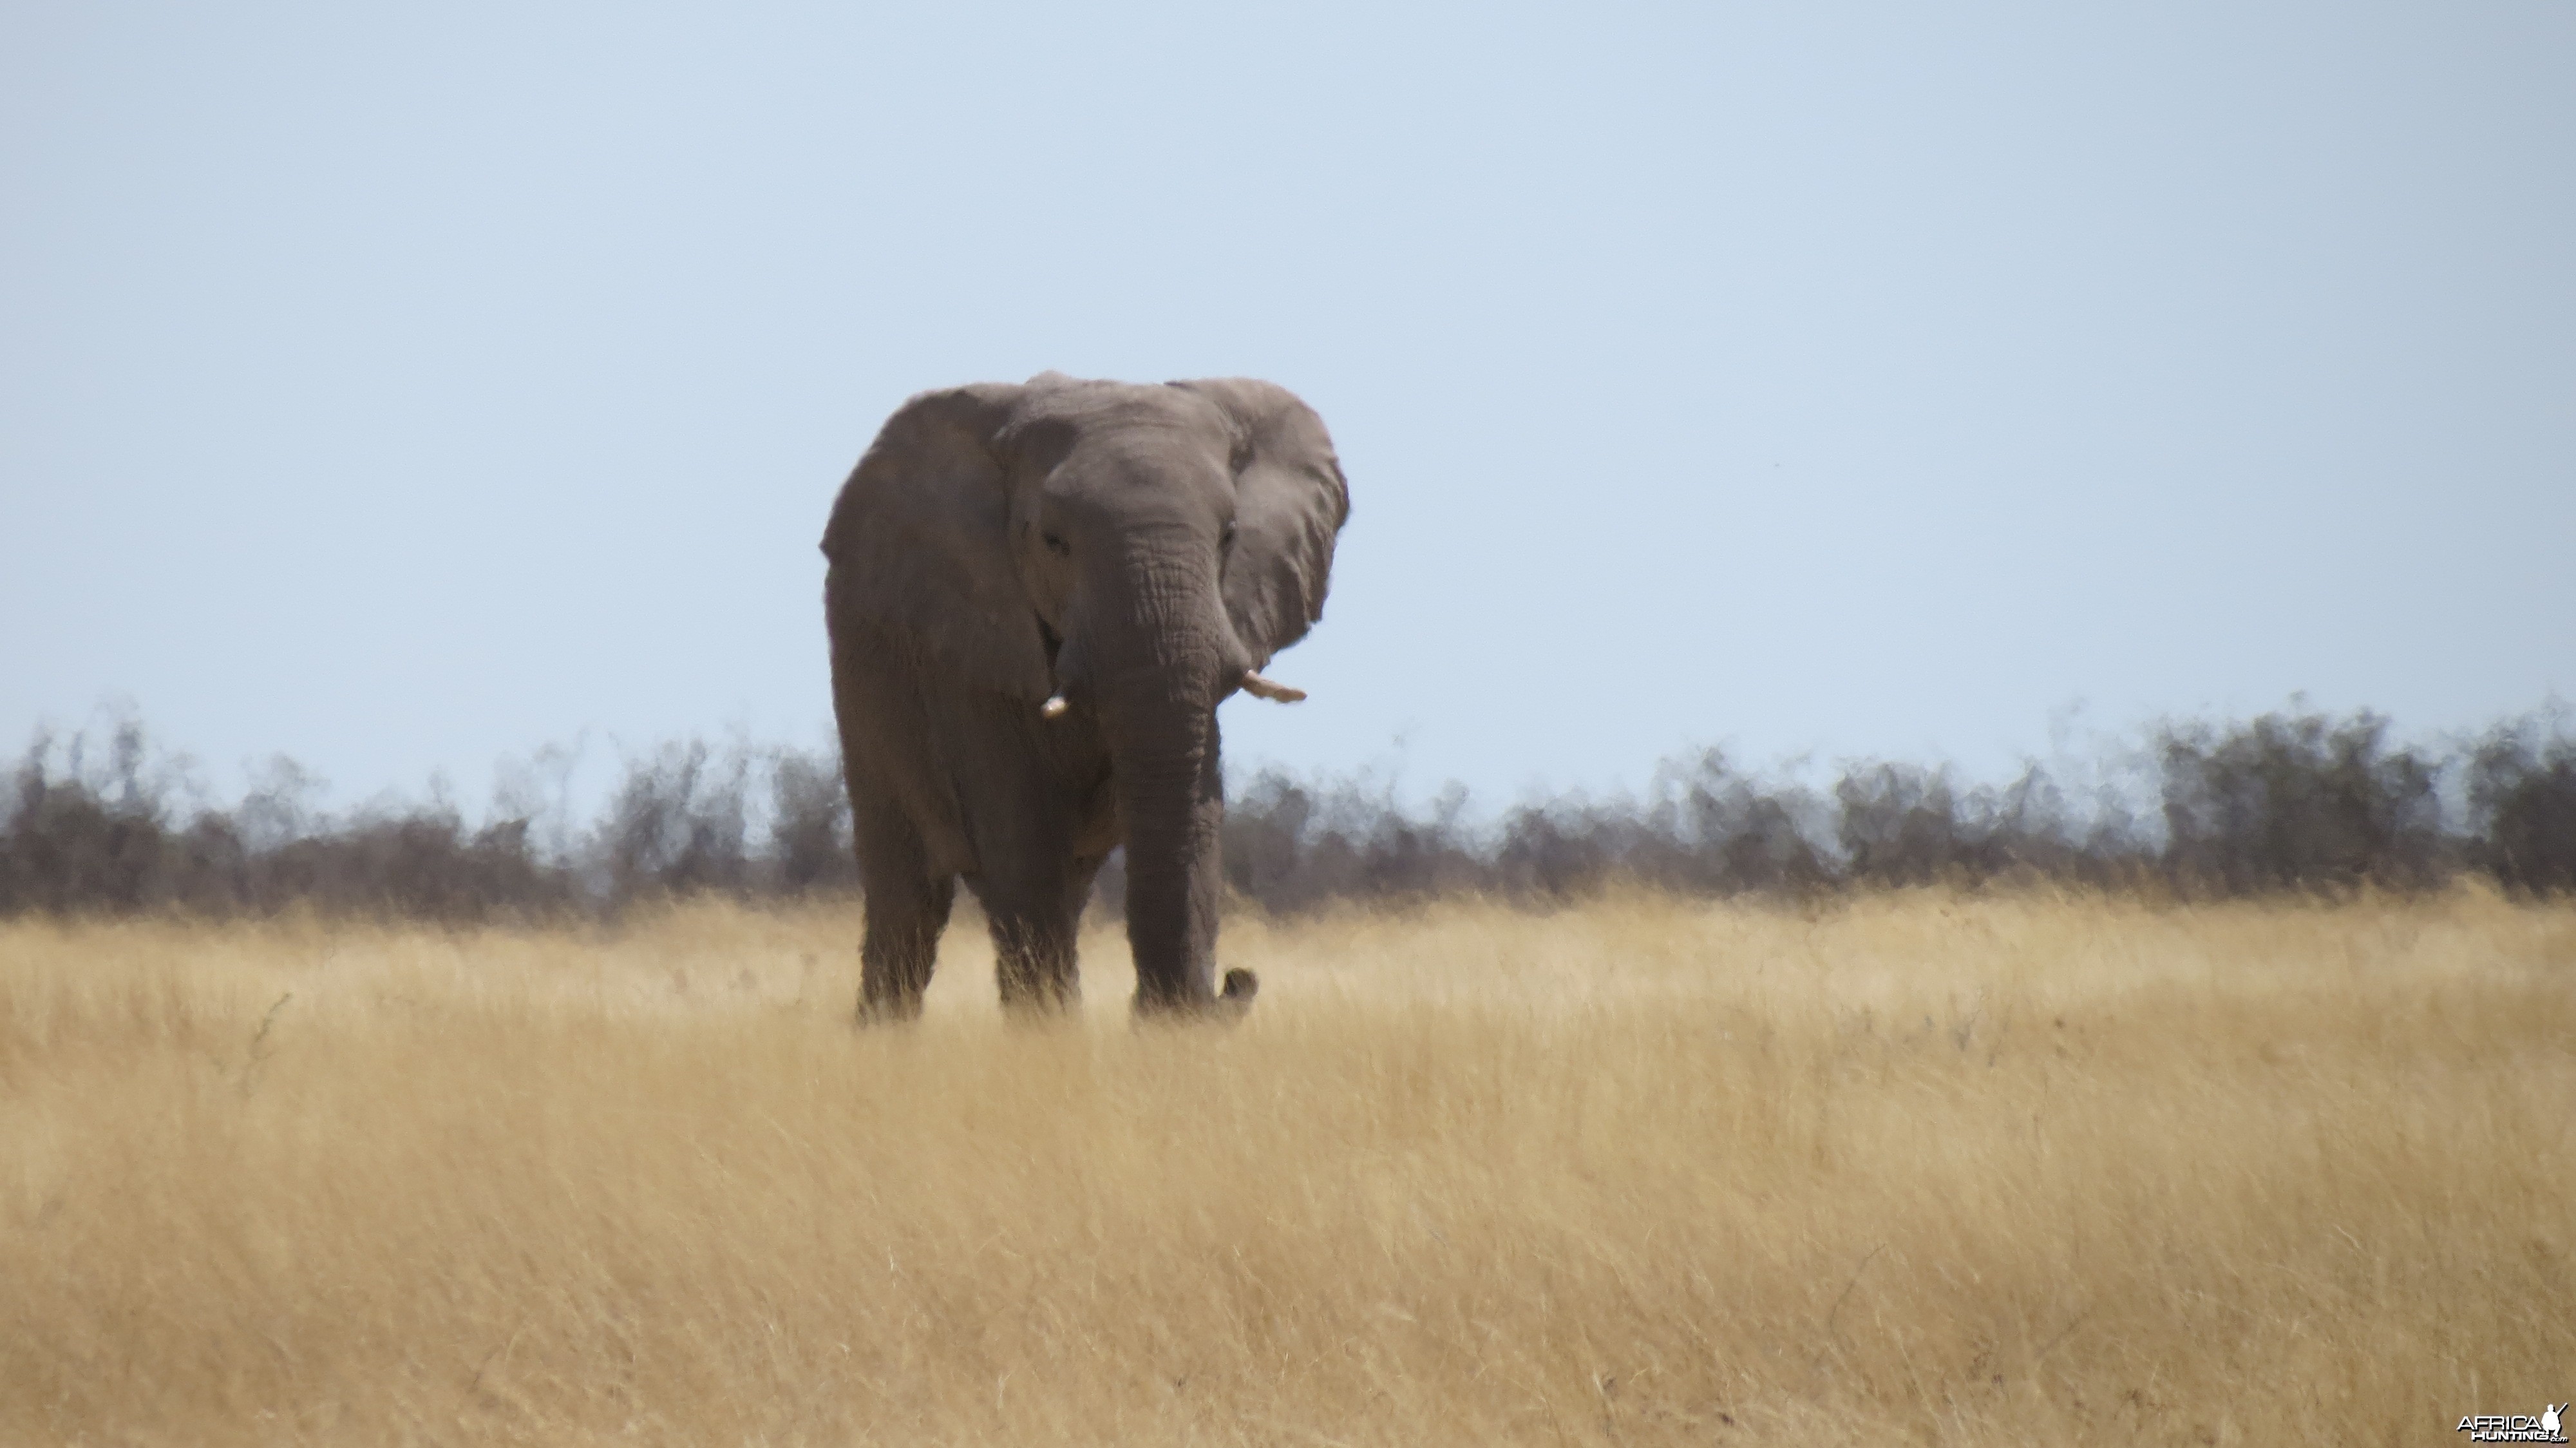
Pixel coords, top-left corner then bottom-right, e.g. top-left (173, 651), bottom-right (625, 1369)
top-left (976, 853), bottom-right (1102, 1018)
top-left (855, 809), bottom-right (953, 1024)
top-left (987, 910), bottom-right (1077, 1016)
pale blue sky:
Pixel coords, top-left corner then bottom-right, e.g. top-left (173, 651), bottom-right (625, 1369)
top-left (5, 2), bottom-right (2571, 815)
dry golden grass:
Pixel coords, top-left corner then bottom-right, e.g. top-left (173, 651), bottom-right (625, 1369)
top-left (1, 890), bottom-right (2568, 1445)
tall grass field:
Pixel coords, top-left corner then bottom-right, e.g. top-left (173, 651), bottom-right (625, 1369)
top-left (3, 891), bottom-right (2568, 1443)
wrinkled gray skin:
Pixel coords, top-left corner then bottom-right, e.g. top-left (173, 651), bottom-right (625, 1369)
top-left (822, 374), bottom-right (1349, 1020)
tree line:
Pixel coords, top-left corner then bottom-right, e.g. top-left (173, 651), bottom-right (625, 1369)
top-left (3, 705), bottom-right (2571, 923)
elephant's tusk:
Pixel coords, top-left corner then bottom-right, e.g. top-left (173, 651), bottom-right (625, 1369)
top-left (1240, 671), bottom-right (1306, 703)
top-left (1040, 696), bottom-right (1070, 719)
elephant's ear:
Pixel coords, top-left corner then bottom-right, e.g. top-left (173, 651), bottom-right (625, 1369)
top-left (820, 383), bottom-right (1051, 700)
top-left (1173, 378), bottom-right (1351, 666)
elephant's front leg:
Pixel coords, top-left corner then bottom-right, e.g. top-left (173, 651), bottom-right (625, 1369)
top-left (854, 808), bottom-right (954, 1024)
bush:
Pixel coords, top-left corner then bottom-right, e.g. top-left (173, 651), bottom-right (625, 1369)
top-left (2156, 710), bottom-right (2449, 895)
top-left (2463, 714), bottom-right (2576, 895)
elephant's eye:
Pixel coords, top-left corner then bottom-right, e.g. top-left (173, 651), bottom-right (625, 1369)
top-left (1042, 531), bottom-right (1070, 558)
top-left (1220, 522), bottom-right (1238, 550)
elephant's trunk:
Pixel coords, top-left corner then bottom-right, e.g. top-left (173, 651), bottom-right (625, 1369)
top-left (1084, 549), bottom-right (1250, 1015)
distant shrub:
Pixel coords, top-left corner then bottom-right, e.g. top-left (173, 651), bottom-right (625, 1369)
top-left (2463, 714), bottom-right (2576, 895)
top-left (1222, 771), bottom-right (1485, 912)
top-left (1635, 751), bottom-right (1839, 897)
top-left (0, 723), bottom-right (173, 915)
top-left (1830, 762), bottom-right (2140, 889)
top-left (247, 811), bottom-right (572, 922)
top-left (599, 741), bottom-right (755, 903)
top-left (2156, 710), bottom-right (2450, 895)
top-left (768, 749), bottom-right (857, 897)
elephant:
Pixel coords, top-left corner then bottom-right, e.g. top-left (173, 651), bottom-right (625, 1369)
top-left (820, 372), bottom-right (1350, 1020)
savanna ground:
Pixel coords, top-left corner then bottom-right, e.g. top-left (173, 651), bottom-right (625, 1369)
top-left (1, 890), bottom-right (2567, 1445)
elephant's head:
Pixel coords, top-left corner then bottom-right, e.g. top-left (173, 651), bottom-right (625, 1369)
top-left (820, 373), bottom-right (1349, 1015)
